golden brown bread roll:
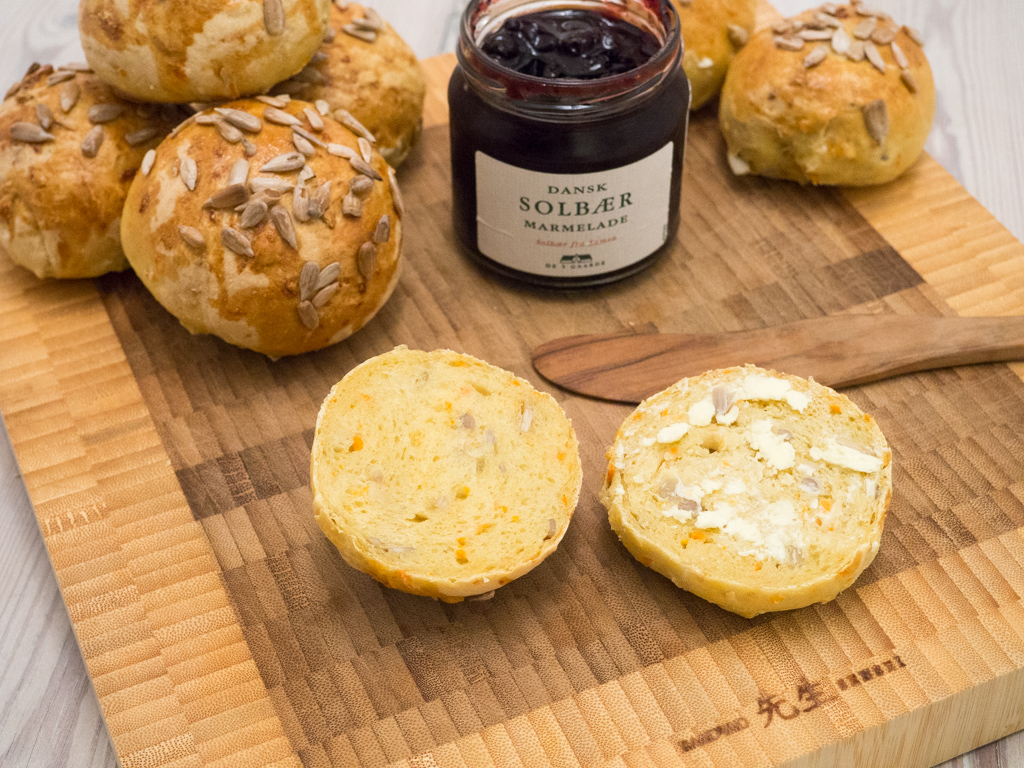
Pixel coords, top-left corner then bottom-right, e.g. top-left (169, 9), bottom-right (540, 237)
top-left (120, 97), bottom-right (403, 358)
top-left (719, 2), bottom-right (935, 186)
top-left (673, 0), bottom-right (757, 110)
top-left (0, 64), bottom-right (183, 279)
top-left (79, 0), bottom-right (331, 103)
top-left (271, 2), bottom-right (425, 167)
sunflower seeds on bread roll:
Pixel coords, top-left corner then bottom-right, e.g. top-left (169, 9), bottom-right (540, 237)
top-left (602, 365), bottom-right (891, 618)
top-left (311, 347), bottom-right (582, 602)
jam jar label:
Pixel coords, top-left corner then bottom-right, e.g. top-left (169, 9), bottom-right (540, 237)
top-left (475, 144), bottom-right (674, 276)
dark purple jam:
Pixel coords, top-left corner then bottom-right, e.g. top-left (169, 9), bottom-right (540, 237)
top-left (480, 9), bottom-right (661, 79)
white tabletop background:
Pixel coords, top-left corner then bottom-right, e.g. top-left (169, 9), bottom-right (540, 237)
top-left (1, 1), bottom-right (1023, 766)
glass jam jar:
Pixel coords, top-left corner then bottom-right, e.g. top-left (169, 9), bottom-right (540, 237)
top-left (449, 0), bottom-right (690, 288)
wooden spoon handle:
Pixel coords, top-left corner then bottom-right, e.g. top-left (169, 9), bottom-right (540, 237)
top-left (533, 315), bottom-right (1024, 404)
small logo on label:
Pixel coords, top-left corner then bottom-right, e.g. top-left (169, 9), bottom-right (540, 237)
top-left (560, 254), bottom-right (593, 264)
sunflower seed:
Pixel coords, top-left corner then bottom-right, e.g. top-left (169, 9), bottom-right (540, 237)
top-left (32, 104), bottom-right (54, 132)
top-left (818, 12), bottom-right (843, 27)
top-left (357, 242), bottom-right (375, 279)
top-left (862, 99), bottom-right (888, 144)
top-left (792, 20), bottom-right (805, 31)
top-left (309, 181), bottom-right (331, 218)
top-left (250, 177), bottom-right (295, 194)
top-left (373, 214), bottom-right (390, 244)
top-left (271, 205), bottom-right (297, 248)
top-left (264, 0), bottom-right (285, 35)
top-left (298, 164), bottom-right (315, 182)
top-left (821, 2), bottom-right (838, 13)
top-left (890, 41), bottom-right (908, 68)
top-left (141, 149), bottom-right (156, 175)
top-left (804, 19), bottom-right (829, 30)
top-left (260, 151), bottom-right (305, 172)
top-left (264, 106), bottom-right (301, 126)
top-left (831, 26), bottom-right (851, 55)
top-left (864, 41), bottom-right (886, 72)
top-left (349, 156), bottom-right (381, 180)
top-left (195, 113), bottom-right (217, 125)
top-left (357, 137), bottom-right (373, 163)
top-left (81, 125), bottom-right (103, 156)
top-left (871, 24), bottom-right (897, 45)
top-left (315, 99), bottom-right (330, 116)
top-left (351, 17), bottom-right (381, 33)
top-left (256, 94), bottom-right (289, 108)
top-left (905, 26), bottom-right (923, 46)
top-left (299, 261), bottom-right (321, 299)
top-left (467, 590), bottom-right (495, 602)
top-left (293, 66), bottom-right (327, 85)
top-left (711, 385), bottom-right (737, 415)
top-left (727, 153), bottom-right (750, 175)
top-left (214, 107), bottom-right (262, 133)
top-left (804, 45), bottom-right (828, 68)
top-left (5, 81), bottom-right (22, 100)
top-left (857, 5), bottom-right (889, 19)
top-left (188, 101), bottom-right (212, 113)
top-left (800, 476), bottom-right (821, 494)
top-left (312, 283), bottom-right (338, 308)
top-left (240, 200), bottom-right (269, 228)
top-left (242, 138), bottom-right (257, 157)
top-left (204, 183), bottom-right (249, 209)
top-left (228, 158), bottom-right (251, 186)
top-left (853, 16), bottom-right (876, 39)
top-left (333, 108), bottom-right (375, 142)
top-left (297, 301), bottom-right (319, 329)
top-left (25, 62), bottom-right (41, 76)
top-left (88, 103), bottom-right (124, 123)
top-left (342, 193), bottom-right (362, 217)
top-left (327, 142), bottom-right (356, 159)
top-left (221, 227), bottom-right (254, 258)
top-left (180, 156), bottom-right (198, 190)
top-left (125, 126), bottom-right (158, 146)
top-left (775, 35), bottom-right (805, 51)
top-left (799, 28), bottom-right (833, 41)
top-left (293, 184), bottom-right (310, 221)
top-left (847, 40), bottom-right (866, 61)
top-left (343, 24), bottom-right (377, 43)
top-left (47, 70), bottom-right (76, 86)
top-left (772, 20), bottom-right (793, 34)
top-left (65, 61), bottom-right (92, 72)
top-left (216, 119), bottom-right (244, 143)
top-left (292, 132), bottom-right (316, 157)
top-left (323, 24), bottom-right (336, 42)
top-left (10, 122), bottom-right (54, 143)
top-left (349, 175), bottom-right (373, 196)
top-left (302, 107), bottom-right (324, 132)
top-left (365, 7), bottom-right (385, 30)
top-left (388, 167), bottom-right (404, 217)
top-left (314, 262), bottom-right (340, 291)
top-left (544, 518), bottom-right (556, 540)
top-left (900, 69), bottom-right (918, 92)
top-left (174, 226), bottom-right (204, 250)
top-left (293, 124), bottom-right (326, 148)
top-left (727, 24), bottom-right (748, 47)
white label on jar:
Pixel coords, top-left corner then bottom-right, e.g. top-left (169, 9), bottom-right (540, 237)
top-left (475, 143), bottom-right (674, 277)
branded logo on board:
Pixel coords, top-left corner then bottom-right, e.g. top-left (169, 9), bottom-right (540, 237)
top-left (560, 254), bottom-right (593, 264)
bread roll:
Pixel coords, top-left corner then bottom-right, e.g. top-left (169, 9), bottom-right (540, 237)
top-left (120, 97), bottom-right (403, 358)
top-left (602, 365), bottom-right (891, 618)
top-left (719, 2), bottom-right (934, 185)
top-left (272, 3), bottom-right (425, 167)
top-left (79, 0), bottom-right (331, 103)
top-left (673, 0), bottom-right (756, 110)
top-left (0, 64), bottom-right (183, 279)
top-left (312, 347), bottom-right (582, 602)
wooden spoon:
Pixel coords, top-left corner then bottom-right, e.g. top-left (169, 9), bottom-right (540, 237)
top-left (532, 315), bottom-right (1024, 404)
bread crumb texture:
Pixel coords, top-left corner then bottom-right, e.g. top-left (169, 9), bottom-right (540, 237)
top-left (602, 365), bottom-right (891, 617)
top-left (311, 346), bottom-right (582, 601)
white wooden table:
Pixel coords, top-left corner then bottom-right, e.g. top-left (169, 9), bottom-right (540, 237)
top-left (1, 1), bottom-right (1023, 766)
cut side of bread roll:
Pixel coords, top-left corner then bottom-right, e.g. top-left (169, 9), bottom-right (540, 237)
top-left (312, 346), bottom-right (582, 602)
top-left (602, 365), bottom-right (891, 618)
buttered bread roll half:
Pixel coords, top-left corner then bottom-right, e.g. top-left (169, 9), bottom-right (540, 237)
top-left (79, 0), bottom-right (331, 102)
top-left (312, 347), bottom-right (582, 602)
top-left (1, 63), bottom-right (183, 279)
top-left (720, 2), bottom-right (934, 185)
top-left (602, 366), bottom-right (891, 618)
top-left (271, 2), bottom-right (425, 167)
top-left (121, 96), bottom-right (403, 358)
top-left (672, 0), bottom-right (756, 110)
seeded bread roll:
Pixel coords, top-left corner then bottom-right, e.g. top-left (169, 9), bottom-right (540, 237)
top-left (673, 0), bottom-right (756, 110)
top-left (719, 2), bottom-right (934, 185)
top-left (120, 97), bottom-right (403, 358)
top-left (312, 346), bottom-right (582, 602)
top-left (272, 2), bottom-right (425, 167)
top-left (0, 64), bottom-right (182, 279)
top-left (79, 0), bottom-right (331, 103)
top-left (602, 365), bottom-right (891, 618)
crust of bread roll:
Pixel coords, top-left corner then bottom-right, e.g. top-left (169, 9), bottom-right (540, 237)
top-left (0, 65), bottom-right (183, 279)
top-left (602, 366), bottom-right (891, 618)
top-left (674, 0), bottom-right (757, 110)
top-left (311, 347), bottom-right (582, 602)
top-left (79, 0), bottom-right (330, 103)
top-left (273, 3), bottom-right (425, 167)
top-left (120, 98), bottom-right (402, 358)
top-left (719, 3), bottom-right (935, 185)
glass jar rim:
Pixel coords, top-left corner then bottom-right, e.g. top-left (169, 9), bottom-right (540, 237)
top-left (457, 0), bottom-right (683, 117)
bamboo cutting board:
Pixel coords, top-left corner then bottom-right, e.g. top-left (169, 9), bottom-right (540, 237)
top-left (4, 40), bottom-right (1024, 768)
